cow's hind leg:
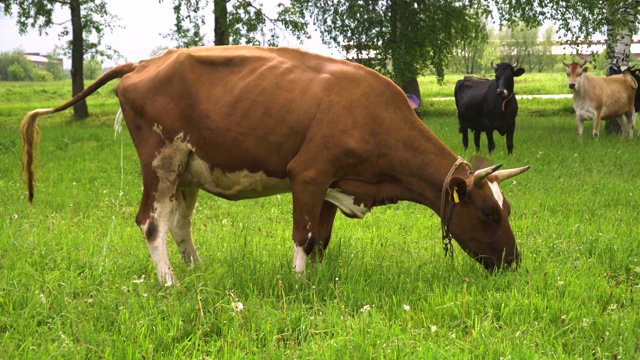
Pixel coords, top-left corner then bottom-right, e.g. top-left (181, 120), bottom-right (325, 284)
top-left (169, 186), bottom-right (201, 268)
top-left (136, 137), bottom-right (191, 286)
top-left (593, 114), bottom-right (602, 139)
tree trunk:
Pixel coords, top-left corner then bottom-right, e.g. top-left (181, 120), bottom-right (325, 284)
top-left (399, 77), bottom-right (421, 102)
top-left (604, 4), bottom-right (634, 134)
top-left (70, 0), bottom-right (88, 119)
top-left (214, 0), bottom-right (229, 46)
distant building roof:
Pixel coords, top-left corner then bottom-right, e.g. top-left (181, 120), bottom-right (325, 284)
top-left (25, 54), bottom-right (50, 63)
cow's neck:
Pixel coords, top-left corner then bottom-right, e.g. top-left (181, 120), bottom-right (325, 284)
top-left (338, 124), bottom-right (462, 218)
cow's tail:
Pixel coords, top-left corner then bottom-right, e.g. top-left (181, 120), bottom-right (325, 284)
top-left (624, 72), bottom-right (638, 90)
top-left (20, 62), bottom-right (137, 203)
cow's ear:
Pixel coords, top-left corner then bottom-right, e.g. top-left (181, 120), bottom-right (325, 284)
top-left (514, 68), bottom-right (525, 77)
top-left (447, 176), bottom-right (468, 203)
top-left (583, 66), bottom-right (590, 73)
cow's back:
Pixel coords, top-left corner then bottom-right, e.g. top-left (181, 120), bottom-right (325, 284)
top-left (116, 47), bottom-right (414, 175)
top-left (575, 74), bottom-right (637, 119)
top-left (455, 76), bottom-right (500, 128)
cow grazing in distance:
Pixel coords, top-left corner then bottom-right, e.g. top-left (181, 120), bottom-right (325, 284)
top-left (454, 62), bottom-right (526, 154)
top-left (20, 46), bottom-right (530, 286)
top-left (564, 60), bottom-right (637, 138)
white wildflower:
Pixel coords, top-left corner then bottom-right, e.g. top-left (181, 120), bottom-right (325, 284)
top-left (430, 325), bottom-right (437, 333)
top-left (403, 304), bottom-right (410, 311)
top-left (232, 300), bottom-right (244, 312)
top-left (360, 305), bottom-right (371, 312)
top-left (39, 293), bottom-right (46, 303)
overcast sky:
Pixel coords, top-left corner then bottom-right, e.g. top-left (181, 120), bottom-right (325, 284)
top-left (0, 0), bottom-right (331, 68)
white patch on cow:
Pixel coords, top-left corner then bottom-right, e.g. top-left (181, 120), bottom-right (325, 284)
top-left (182, 153), bottom-right (290, 200)
top-left (293, 245), bottom-right (307, 272)
top-left (140, 216), bottom-right (176, 286)
top-left (324, 188), bottom-right (370, 219)
top-left (488, 181), bottom-right (504, 209)
top-left (146, 133), bottom-right (196, 285)
top-left (153, 123), bottom-right (163, 135)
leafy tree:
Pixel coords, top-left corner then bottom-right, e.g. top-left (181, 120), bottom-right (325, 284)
top-left (494, 0), bottom-right (638, 70)
top-left (1, 0), bottom-right (121, 119)
top-left (496, 24), bottom-right (555, 73)
top-left (293, 0), bottom-right (489, 100)
top-left (159, 0), bottom-right (309, 47)
top-left (452, 13), bottom-right (490, 75)
top-left (83, 57), bottom-right (102, 80)
top-left (0, 49), bottom-right (34, 81)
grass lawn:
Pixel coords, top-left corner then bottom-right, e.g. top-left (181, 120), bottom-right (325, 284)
top-left (0, 75), bottom-right (639, 359)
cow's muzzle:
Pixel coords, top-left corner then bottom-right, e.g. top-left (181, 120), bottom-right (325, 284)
top-left (568, 83), bottom-right (576, 90)
top-left (496, 89), bottom-right (509, 98)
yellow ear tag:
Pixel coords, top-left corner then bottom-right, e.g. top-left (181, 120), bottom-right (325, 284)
top-left (453, 187), bottom-right (460, 203)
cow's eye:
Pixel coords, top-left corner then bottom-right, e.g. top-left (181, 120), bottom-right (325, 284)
top-left (482, 209), bottom-right (498, 222)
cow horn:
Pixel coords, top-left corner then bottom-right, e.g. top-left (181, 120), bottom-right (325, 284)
top-left (492, 165), bottom-right (531, 183)
top-left (581, 59), bottom-right (588, 67)
top-left (513, 61), bottom-right (518, 68)
top-left (491, 60), bottom-right (497, 69)
top-left (473, 164), bottom-right (503, 186)
top-left (562, 61), bottom-right (570, 67)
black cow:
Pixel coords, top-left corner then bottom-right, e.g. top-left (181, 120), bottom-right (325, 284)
top-left (454, 63), bottom-right (525, 154)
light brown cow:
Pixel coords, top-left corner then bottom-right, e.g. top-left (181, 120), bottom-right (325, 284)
top-left (563, 60), bottom-right (637, 138)
top-left (21, 46), bottom-right (530, 285)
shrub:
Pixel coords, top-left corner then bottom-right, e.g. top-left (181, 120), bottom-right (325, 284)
top-left (31, 69), bottom-right (54, 82)
top-left (7, 63), bottom-right (26, 81)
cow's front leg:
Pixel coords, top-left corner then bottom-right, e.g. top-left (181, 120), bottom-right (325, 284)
top-left (576, 116), bottom-right (585, 137)
top-left (473, 130), bottom-right (482, 152)
top-left (506, 129), bottom-right (514, 155)
top-left (308, 200), bottom-right (338, 263)
top-left (485, 130), bottom-right (496, 153)
top-left (169, 186), bottom-right (201, 268)
top-left (459, 125), bottom-right (469, 150)
top-left (288, 172), bottom-right (332, 272)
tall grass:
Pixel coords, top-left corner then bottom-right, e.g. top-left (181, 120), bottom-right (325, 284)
top-left (1, 78), bottom-right (639, 359)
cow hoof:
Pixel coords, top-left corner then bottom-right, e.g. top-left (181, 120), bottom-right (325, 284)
top-left (182, 252), bottom-right (202, 269)
top-left (157, 268), bottom-right (178, 286)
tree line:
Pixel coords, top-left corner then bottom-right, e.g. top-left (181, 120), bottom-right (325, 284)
top-left (1, 0), bottom-right (638, 119)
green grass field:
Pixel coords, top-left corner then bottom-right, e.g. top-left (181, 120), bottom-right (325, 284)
top-left (1, 75), bottom-right (639, 359)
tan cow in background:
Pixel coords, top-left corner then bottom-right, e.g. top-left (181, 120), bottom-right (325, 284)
top-left (564, 60), bottom-right (637, 138)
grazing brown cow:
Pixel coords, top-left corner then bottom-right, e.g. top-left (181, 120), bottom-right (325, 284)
top-left (563, 60), bottom-right (637, 138)
top-left (20, 46), bottom-right (530, 285)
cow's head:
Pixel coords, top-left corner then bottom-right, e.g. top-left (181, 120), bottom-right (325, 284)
top-left (563, 60), bottom-right (589, 90)
top-left (492, 62), bottom-right (526, 99)
top-left (444, 163), bottom-right (530, 272)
